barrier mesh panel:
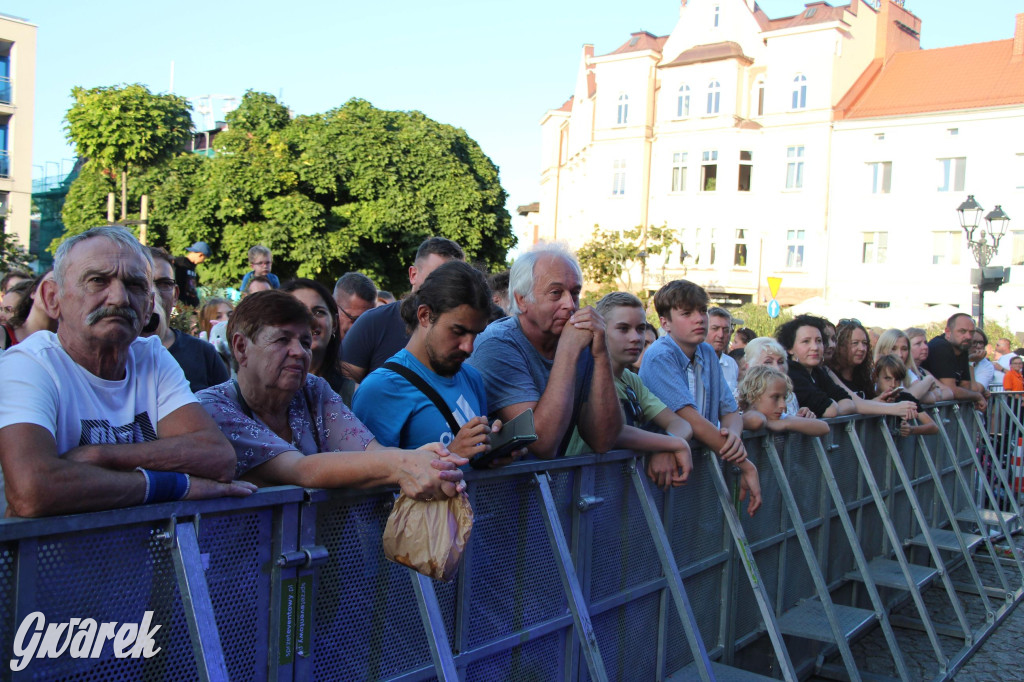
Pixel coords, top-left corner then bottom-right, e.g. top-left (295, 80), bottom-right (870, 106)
top-left (463, 630), bottom-right (564, 681)
top-left (589, 461), bottom-right (660, 602)
top-left (742, 445), bottom-right (782, 541)
top-left (781, 532), bottom-right (817, 610)
top-left (732, 543), bottom-right (780, 643)
top-left (27, 525), bottom-right (197, 681)
top-left (890, 488), bottom-right (914, 544)
top-left (589, 590), bottom-right (660, 681)
top-left (858, 499), bottom-right (885, 561)
top-left (665, 567), bottom-right (722, 673)
top-left (831, 433), bottom-right (862, 502)
top-left (826, 515), bottom-right (854, 584)
top-left (670, 456), bottom-right (725, 569)
top-left (0, 542), bottom-right (15, 674)
top-left (787, 434), bottom-right (823, 523)
top-left (463, 476), bottom-right (566, 649)
top-left (863, 423), bottom-right (890, 487)
top-left (311, 495), bottom-right (432, 680)
top-left (199, 509), bottom-right (271, 682)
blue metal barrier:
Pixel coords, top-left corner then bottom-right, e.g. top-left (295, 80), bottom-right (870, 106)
top-left (0, 403), bottom-right (1019, 681)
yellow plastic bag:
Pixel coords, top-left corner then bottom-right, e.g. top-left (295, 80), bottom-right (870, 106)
top-left (382, 494), bottom-right (473, 582)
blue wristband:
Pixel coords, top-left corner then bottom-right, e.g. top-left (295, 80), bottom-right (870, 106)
top-left (135, 468), bottom-right (191, 504)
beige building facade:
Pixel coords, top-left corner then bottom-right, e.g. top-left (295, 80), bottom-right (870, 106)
top-left (539, 0), bottom-right (933, 306)
top-left (0, 13), bottom-right (35, 250)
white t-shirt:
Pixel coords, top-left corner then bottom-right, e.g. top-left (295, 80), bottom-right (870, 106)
top-left (719, 353), bottom-right (739, 395)
top-left (0, 332), bottom-right (196, 455)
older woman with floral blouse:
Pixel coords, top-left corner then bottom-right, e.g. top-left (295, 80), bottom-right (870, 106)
top-left (198, 290), bottom-right (465, 500)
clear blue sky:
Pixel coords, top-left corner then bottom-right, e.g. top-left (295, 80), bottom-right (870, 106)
top-left (13, 0), bottom-right (1021, 216)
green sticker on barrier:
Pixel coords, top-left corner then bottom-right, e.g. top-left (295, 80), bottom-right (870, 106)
top-left (296, 575), bottom-right (312, 658)
top-left (279, 578), bottom-right (296, 664)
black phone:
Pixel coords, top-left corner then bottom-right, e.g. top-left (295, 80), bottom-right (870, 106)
top-left (470, 408), bottom-right (538, 469)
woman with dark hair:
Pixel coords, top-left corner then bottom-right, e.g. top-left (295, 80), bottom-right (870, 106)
top-left (197, 290), bottom-right (466, 498)
top-left (279, 279), bottom-right (346, 394)
top-left (0, 274), bottom-right (58, 350)
top-left (776, 315), bottom-right (917, 420)
top-left (827, 319), bottom-right (876, 399)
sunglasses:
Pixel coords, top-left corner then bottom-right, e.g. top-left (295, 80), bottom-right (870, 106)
top-left (622, 385), bottom-right (644, 426)
top-left (838, 318), bottom-right (862, 327)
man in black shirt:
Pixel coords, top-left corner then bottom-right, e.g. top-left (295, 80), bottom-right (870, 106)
top-left (173, 242), bottom-right (210, 307)
top-left (341, 237), bottom-right (464, 383)
top-left (921, 312), bottom-right (986, 410)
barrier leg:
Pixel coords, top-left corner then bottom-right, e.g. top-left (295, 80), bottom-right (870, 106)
top-left (534, 473), bottom-right (609, 682)
top-left (833, 427), bottom-right (949, 672)
top-left (804, 437), bottom-right (913, 681)
top-left (704, 451), bottom-right (799, 682)
top-left (762, 436), bottom-right (904, 682)
top-left (867, 423), bottom-right (975, 644)
top-left (629, 461), bottom-right (715, 682)
top-left (171, 518), bottom-right (230, 682)
top-left (928, 407), bottom-right (1021, 593)
top-left (411, 571), bottom-right (459, 681)
top-left (958, 407), bottom-right (1024, 578)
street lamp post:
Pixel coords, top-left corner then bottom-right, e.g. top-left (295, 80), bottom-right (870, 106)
top-left (956, 195), bottom-right (1012, 329)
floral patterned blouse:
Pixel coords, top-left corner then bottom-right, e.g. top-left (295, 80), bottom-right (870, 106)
top-left (197, 375), bottom-right (375, 477)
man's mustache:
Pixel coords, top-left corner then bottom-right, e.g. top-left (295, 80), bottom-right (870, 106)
top-left (86, 305), bottom-right (139, 327)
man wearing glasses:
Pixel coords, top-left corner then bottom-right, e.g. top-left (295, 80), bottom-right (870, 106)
top-left (333, 272), bottom-right (377, 342)
top-left (239, 245), bottom-right (279, 293)
top-left (149, 247), bottom-right (229, 392)
top-left (563, 292), bottom-right (693, 491)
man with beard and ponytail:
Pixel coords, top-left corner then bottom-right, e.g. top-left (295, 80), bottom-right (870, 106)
top-left (0, 226), bottom-right (254, 517)
top-left (353, 261), bottom-right (523, 466)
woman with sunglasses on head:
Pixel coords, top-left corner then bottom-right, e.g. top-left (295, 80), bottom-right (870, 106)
top-left (776, 315), bottom-right (918, 420)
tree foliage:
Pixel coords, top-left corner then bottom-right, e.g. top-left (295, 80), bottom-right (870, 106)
top-left (0, 229), bottom-right (32, 273)
top-left (64, 84), bottom-right (193, 221)
top-left (58, 91), bottom-right (515, 292)
top-left (730, 302), bottom-right (794, 339)
top-left (577, 224), bottom-right (675, 304)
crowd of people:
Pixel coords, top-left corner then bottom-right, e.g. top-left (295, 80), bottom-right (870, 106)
top-left (0, 226), bottom-right (1018, 520)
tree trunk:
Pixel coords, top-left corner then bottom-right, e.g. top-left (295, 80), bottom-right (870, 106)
top-left (120, 170), bottom-right (127, 221)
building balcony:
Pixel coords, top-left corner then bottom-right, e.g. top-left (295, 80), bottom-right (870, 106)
top-left (0, 151), bottom-right (9, 178)
top-left (0, 77), bottom-right (9, 105)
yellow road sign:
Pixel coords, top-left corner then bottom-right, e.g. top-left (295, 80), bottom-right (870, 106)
top-left (767, 276), bottom-right (782, 299)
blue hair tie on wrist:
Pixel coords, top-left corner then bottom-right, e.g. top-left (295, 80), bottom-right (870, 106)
top-left (135, 468), bottom-right (190, 504)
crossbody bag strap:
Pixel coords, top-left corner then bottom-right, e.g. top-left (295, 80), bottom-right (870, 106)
top-left (383, 362), bottom-right (462, 434)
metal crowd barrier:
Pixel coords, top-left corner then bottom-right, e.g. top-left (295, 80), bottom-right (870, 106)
top-left (0, 402), bottom-right (1021, 681)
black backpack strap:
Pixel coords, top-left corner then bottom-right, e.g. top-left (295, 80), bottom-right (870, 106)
top-left (383, 362), bottom-right (462, 434)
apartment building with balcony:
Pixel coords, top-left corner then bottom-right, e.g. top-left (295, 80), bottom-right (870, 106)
top-left (0, 13), bottom-right (35, 250)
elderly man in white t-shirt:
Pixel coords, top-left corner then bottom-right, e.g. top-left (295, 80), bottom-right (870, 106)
top-left (0, 226), bottom-right (254, 517)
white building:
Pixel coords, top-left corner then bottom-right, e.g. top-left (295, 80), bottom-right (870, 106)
top-left (539, 0), bottom-right (1024, 323)
top-left (827, 19), bottom-right (1024, 318)
top-left (0, 13), bottom-right (35, 250)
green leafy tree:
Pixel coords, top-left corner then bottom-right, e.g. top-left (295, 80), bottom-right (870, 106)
top-left (162, 93), bottom-right (514, 290)
top-left (577, 224), bottom-right (675, 305)
top-left (730, 302), bottom-right (793, 339)
top-left (1, 229), bottom-right (32, 273)
top-left (64, 84), bottom-right (193, 223)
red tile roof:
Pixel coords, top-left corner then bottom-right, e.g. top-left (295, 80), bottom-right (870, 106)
top-left (661, 41), bottom-right (752, 68)
top-left (756, 1), bottom-right (853, 31)
top-left (603, 31), bottom-right (668, 57)
top-left (557, 97), bottom-right (573, 112)
top-left (842, 39), bottom-right (1024, 119)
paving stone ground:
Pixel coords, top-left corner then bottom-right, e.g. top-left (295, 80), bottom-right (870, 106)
top-left (808, 535), bottom-right (1024, 681)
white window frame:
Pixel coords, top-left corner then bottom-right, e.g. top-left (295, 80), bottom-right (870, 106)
top-left (785, 146), bottom-right (804, 190)
top-left (791, 74), bottom-right (807, 110)
top-left (700, 150), bottom-right (718, 192)
top-left (616, 93), bottom-right (629, 126)
top-left (671, 152), bottom-right (688, 192)
top-left (738, 150), bottom-right (752, 192)
top-left (869, 161), bottom-right (892, 194)
top-left (931, 231), bottom-right (961, 266)
top-left (785, 229), bottom-right (806, 269)
top-left (612, 159), bottom-right (626, 196)
top-left (707, 80), bottom-right (720, 115)
top-left (677, 84), bottom-right (690, 118)
top-left (733, 228), bottom-right (749, 267)
top-left (937, 157), bottom-right (966, 192)
top-left (861, 231), bottom-right (888, 265)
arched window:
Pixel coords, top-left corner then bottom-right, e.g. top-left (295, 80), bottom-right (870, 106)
top-left (616, 94), bottom-right (629, 125)
top-left (677, 84), bottom-right (690, 118)
top-left (707, 80), bottom-right (720, 115)
top-left (792, 74), bottom-right (807, 110)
